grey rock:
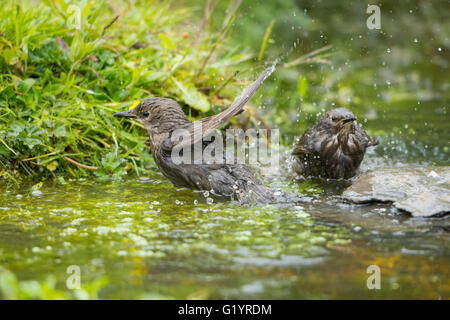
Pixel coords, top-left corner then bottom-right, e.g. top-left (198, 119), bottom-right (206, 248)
top-left (342, 166), bottom-right (450, 217)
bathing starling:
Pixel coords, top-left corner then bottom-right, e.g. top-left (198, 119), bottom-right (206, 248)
top-left (114, 67), bottom-right (285, 204)
top-left (292, 108), bottom-right (378, 179)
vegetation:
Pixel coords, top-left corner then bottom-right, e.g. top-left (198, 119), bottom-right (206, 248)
top-left (0, 0), bottom-right (268, 185)
top-left (0, 266), bottom-right (107, 299)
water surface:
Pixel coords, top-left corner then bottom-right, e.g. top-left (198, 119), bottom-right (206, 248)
top-left (0, 150), bottom-right (448, 299)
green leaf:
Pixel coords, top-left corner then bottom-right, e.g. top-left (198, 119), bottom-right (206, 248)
top-left (24, 137), bottom-right (41, 149)
top-left (7, 121), bottom-right (26, 138)
top-left (54, 125), bottom-right (67, 137)
top-left (159, 33), bottom-right (175, 50)
top-left (45, 160), bottom-right (58, 172)
top-left (31, 182), bottom-right (43, 192)
top-left (258, 19), bottom-right (275, 61)
top-left (142, 71), bottom-right (165, 83)
top-left (297, 75), bottom-right (308, 99)
top-left (17, 79), bottom-right (36, 94)
top-left (172, 79), bottom-right (210, 112)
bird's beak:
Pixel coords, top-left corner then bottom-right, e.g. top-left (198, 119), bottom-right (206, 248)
top-left (113, 110), bottom-right (136, 118)
top-left (342, 116), bottom-right (357, 124)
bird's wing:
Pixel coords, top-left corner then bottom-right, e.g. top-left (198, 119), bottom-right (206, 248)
top-left (168, 66), bottom-right (275, 151)
top-left (292, 128), bottom-right (315, 157)
top-left (367, 136), bottom-right (379, 147)
top-left (355, 125), bottom-right (379, 148)
top-left (292, 144), bottom-right (308, 157)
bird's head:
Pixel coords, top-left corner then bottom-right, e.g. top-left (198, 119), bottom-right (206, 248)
top-left (114, 97), bottom-right (189, 134)
top-left (319, 108), bottom-right (357, 134)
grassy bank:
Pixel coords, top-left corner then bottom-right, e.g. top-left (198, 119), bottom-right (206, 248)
top-left (0, 0), bottom-right (263, 186)
top-left (2, 0), bottom-right (447, 187)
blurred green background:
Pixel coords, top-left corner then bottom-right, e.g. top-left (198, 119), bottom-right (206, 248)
top-left (188, 0), bottom-right (449, 137)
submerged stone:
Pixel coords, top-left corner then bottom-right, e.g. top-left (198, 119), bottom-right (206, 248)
top-left (342, 166), bottom-right (450, 217)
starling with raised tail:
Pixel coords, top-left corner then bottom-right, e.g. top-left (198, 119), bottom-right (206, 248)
top-left (114, 67), bottom-right (286, 204)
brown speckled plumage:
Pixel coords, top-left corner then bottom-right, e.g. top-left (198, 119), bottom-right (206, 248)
top-left (114, 68), bottom-right (287, 204)
top-left (292, 108), bottom-right (378, 179)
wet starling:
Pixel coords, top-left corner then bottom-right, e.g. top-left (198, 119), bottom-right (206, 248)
top-left (114, 67), bottom-right (284, 204)
top-left (292, 108), bottom-right (378, 179)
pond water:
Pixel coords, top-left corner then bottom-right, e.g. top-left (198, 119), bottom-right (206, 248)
top-left (1, 3), bottom-right (449, 299)
top-left (0, 103), bottom-right (448, 298)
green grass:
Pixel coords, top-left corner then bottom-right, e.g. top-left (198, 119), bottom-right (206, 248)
top-left (0, 0), bottom-right (257, 185)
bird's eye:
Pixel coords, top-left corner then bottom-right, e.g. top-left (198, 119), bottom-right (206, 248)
top-left (142, 111), bottom-right (149, 117)
top-left (331, 116), bottom-right (337, 121)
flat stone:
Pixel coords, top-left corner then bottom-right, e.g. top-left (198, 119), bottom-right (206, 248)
top-left (342, 166), bottom-right (450, 217)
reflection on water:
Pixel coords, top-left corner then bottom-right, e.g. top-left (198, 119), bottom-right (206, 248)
top-left (367, 100), bottom-right (449, 166)
top-left (0, 159), bottom-right (448, 299)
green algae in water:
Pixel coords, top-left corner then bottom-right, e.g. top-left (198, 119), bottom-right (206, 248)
top-left (0, 176), bottom-right (448, 299)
